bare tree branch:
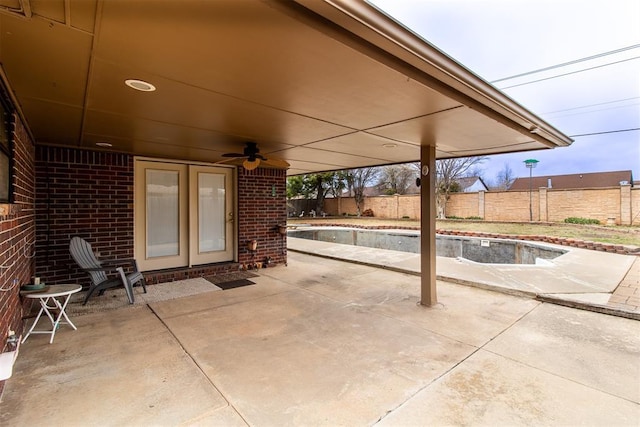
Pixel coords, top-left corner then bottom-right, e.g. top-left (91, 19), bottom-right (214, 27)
top-left (435, 156), bottom-right (487, 218)
top-left (494, 162), bottom-right (516, 190)
top-left (346, 167), bottom-right (379, 215)
top-left (377, 164), bottom-right (415, 195)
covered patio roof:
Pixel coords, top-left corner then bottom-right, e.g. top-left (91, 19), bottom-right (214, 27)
top-left (0, 0), bottom-right (571, 174)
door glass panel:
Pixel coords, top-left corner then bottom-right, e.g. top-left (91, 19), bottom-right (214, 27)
top-left (146, 169), bottom-right (179, 258)
top-left (198, 172), bottom-right (226, 253)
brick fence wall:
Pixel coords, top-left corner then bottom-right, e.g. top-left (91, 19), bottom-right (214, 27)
top-left (445, 192), bottom-right (481, 219)
top-left (322, 185), bottom-right (639, 225)
top-left (544, 188), bottom-right (621, 222)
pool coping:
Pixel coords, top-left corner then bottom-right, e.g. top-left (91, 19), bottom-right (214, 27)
top-left (288, 223), bottom-right (640, 256)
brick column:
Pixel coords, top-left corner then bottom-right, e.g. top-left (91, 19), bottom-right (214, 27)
top-left (620, 184), bottom-right (631, 225)
top-left (478, 191), bottom-right (485, 219)
top-left (237, 167), bottom-right (287, 266)
top-left (394, 194), bottom-right (399, 219)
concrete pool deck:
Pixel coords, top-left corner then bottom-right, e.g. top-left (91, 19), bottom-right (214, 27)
top-left (1, 251), bottom-right (639, 425)
top-left (287, 231), bottom-right (640, 319)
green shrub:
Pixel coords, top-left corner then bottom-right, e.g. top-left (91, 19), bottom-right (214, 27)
top-left (564, 217), bottom-right (600, 225)
top-left (465, 216), bottom-right (484, 220)
top-left (446, 215), bottom-right (463, 220)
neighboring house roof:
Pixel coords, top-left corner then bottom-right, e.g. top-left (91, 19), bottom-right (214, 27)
top-left (456, 176), bottom-right (489, 192)
top-left (0, 0), bottom-right (571, 175)
top-left (509, 170), bottom-right (634, 190)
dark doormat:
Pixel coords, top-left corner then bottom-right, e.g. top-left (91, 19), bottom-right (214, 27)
top-left (204, 271), bottom-right (258, 290)
top-left (214, 278), bottom-right (255, 290)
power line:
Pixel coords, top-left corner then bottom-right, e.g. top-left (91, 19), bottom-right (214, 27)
top-left (545, 103), bottom-right (640, 121)
top-left (498, 56), bottom-right (640, 90)
top-left (541, 96), bottom-right (640, 115)
top-left (569, 128), bottom-right (640, 138)
top-left (491, 44), bottom-right (640, 83)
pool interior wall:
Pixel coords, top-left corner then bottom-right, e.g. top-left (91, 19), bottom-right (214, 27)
top-left (288, 228), bottom-right (567, 265)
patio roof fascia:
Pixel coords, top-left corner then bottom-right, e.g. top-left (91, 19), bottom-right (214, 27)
top-left (293, 0), bottom-right (574, 150)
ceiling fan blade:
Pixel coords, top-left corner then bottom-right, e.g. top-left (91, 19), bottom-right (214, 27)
top-left (222, 152), bottom-right (245, 158)
top-left (262, 158), bottom-right (290, 169)
top-left (215, 157), bottom-right (243, 165)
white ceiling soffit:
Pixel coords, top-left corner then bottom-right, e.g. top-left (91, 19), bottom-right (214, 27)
top-left (0, 0), bottom-right (571, 176)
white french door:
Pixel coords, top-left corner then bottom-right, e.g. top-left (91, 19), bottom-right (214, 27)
top-left (134, 159), bottom-right (235, 271)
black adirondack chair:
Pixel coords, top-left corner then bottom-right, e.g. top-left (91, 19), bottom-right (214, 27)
top-left (69, 237), bottom-right (147, 305)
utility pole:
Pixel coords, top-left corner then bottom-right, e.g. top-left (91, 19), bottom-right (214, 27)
top-left (524, 159), bottom-right (539, 221)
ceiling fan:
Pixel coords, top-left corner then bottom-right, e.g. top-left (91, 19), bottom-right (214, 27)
top-left (219, 141), bottom-right (289, 170)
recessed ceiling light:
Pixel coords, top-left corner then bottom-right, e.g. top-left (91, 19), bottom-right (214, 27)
top-left (382, 143), bottom-right (397, 148)
top-left (125, 79), bottom-right (156, 92)
top-left (96, 142), bottom-right (113, 148)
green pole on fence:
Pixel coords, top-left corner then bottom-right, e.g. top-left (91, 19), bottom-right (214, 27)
top-left (524, 159), bottom-right (539, 221)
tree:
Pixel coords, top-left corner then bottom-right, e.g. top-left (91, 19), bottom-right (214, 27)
top-left (345, 167), bottom-right (379, 216)
top-left (328, 170), bottom-right (349, 199)
top-left (434, 156), bottom-right (487, 218)
top-left (286, 172), bottom-right (346, 214)
top-left (377, 164), bottom-right (415, 195)
top-left (309, 173), bottom-right (334, 213)
top-left (286, 175), bottom-right (305, 200)
top-left (494, 162), bottom-right (516, 190)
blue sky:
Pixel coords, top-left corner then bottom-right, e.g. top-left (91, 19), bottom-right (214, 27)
top-left (369, 0), bottom-right (640, 184)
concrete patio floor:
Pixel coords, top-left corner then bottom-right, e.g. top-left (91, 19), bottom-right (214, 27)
top-left (288, 233), bottom-right (640, 317)
top-left (1, 252), bottom-right (639, 426)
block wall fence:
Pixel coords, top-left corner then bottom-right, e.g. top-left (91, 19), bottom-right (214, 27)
top-left (322, 186), bottom-right (639, 225)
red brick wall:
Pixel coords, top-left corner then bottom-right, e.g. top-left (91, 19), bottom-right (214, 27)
top-left (238, 167), bottom-right (287, 267)
top-left (34, 147), bottom-right (135, 287)
top-left (34, 148), bottom-right (288, 287)
top-left (0, 115), bottom-right (35, 393)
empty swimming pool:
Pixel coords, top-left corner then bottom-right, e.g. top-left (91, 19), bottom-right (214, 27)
top-left (287, 227), bottom-right (566, 265)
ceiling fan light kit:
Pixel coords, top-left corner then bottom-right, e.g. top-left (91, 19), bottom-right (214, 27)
top-left (242, 158), bottom-right (261, 170)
